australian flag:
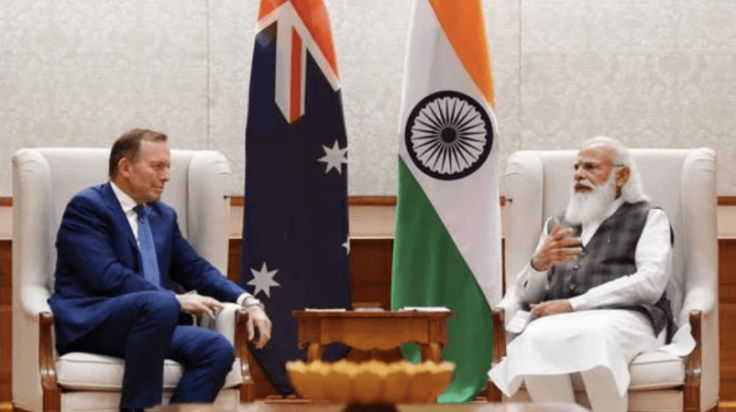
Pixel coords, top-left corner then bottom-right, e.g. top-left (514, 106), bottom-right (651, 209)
top-left (241, 0), bottom-right (351, 395)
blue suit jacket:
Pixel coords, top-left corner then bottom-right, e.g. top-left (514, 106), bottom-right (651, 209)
top-left (48, 182), bottom-right (245, 350)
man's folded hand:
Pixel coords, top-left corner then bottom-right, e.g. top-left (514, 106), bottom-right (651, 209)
top-left (175, 293), bottom-right (224, 319)
top-left (530, 299), bottom-right (572, 318)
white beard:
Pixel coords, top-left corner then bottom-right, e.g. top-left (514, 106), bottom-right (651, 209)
top-left (564, 174), bottom-right (616, 225)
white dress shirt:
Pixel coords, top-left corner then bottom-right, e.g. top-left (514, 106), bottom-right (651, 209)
top-left (109, 181), bottom-right (262, 307)
top-left (515, 198), bottom-right (673, 312)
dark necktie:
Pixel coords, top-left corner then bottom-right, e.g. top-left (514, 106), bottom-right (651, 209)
top-left (133, 205), bottom-right (160, 288)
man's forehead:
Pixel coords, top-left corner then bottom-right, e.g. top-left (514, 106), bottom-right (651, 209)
top-left (577, 143), bottom-right (613, 163)
top-left (139, 140), bottom-right (170, 160)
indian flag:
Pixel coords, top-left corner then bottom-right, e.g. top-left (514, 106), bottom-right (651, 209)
top-left (391, 0), bottom-right (502, 403)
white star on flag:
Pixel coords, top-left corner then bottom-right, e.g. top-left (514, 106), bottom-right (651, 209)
top-left (318, 140), bottom-right (348, 174)
top-left (342, 238), bottom-right (350, 255)
top-left (248, 262), bottom-right (280, 298)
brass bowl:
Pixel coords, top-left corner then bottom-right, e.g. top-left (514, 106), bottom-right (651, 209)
top-left (286, 359), bottom-right (455, 405)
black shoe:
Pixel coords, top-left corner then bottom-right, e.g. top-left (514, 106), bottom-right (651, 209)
top-left (120, 408), bottom-right (144, 412)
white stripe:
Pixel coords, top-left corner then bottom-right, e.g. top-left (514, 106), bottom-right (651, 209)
top-left (398, 0), bottom-right (502, 307)
top-left (258, 3), bottom-right (340, 122)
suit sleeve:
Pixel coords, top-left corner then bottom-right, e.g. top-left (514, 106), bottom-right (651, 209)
top-left (168, 216), bottom-right (245, 303)
top-left (56, 194), bottom-right (160, 295)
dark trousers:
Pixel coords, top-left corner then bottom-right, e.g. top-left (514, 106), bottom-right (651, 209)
top-left (62, 291), bottom-right (235, 409)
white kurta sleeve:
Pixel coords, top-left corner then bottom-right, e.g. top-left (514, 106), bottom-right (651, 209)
top-left (568, 209), bottom-right (672, 311)
top-left (515, 218), bottom-right (552, 304)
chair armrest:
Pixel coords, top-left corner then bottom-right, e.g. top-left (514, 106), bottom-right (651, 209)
top-left (39, 311), bottom-right (61, 410)
top-left (197, 302), bottom-right (256, 401)
top-left (683, 310), bottom-right (702, 412)
top-left (234, 308), bottom-right (256, 403)
top-left (22, 284), bottom-right (53, 316)
top-left (198, 302), bottom-right (253, 381)
top-left (197, 302), bottom-right (243, 345)
top-left (495, 289), bottom-right (522, 327)
top-left (680, 286), bottom-right (716, 319)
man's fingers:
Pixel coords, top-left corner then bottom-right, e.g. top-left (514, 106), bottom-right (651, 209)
top-left (244, 306), bottom-right (272, 350)
top-left (246, 318), bottom-right (255, 342)
top-left (530, 304), bottom-right (544, 317)
top-left (204, 298), bottom-right (224, 316)
top-left (562, 247), bottom-right (583, 259)
top-left (550, 218), bottom-right (561, 235)
top-left (255, 320), bottom-right (272, 349)
top-left (559, 237), bottom-right (582, 248)
top-left (255, 330), bottom-right (268, 349)
top-left (198, 302), bottom-right (215, 319)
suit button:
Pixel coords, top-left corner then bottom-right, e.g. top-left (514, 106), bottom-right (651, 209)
top-left (573, 264), bottom-right (580, 270)
top-left (569, 283), bottom-right (576, 290)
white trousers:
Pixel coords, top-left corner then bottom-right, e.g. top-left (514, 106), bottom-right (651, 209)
top-left (489, 309), bottom-right (662, 412)
top-left (525, 367), bottom-right (626, 412)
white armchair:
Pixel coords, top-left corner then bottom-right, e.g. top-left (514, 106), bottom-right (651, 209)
top-left (488, 148), bottom-right (718, 412)
top-left (12, 148), bottom-right (255, 412)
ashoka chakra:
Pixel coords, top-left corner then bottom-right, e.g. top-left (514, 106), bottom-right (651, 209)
top-left (404, 90), bottom-right (493, 180)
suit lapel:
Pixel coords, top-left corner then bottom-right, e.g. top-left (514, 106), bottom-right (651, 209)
top-left (101, 182), bottom-right (138, 251)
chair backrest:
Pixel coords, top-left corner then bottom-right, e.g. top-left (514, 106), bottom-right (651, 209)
top-left (502, 147), bottom-right (720, 411)
top-left (12, 147), bottom-right (233, 412)
top-left (503, 148), bottom-right (718, 327)
top-left (11, 147), bottom-right (232, 315)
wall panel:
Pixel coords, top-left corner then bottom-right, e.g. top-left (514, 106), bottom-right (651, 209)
top-left (3, 1), bottom-right (734, 197)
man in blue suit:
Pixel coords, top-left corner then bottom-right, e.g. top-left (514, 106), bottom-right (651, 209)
top-left (48, 129), bottom-right (272, 412)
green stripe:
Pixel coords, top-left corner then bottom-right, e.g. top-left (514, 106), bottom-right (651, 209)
top-left (391, 159), bottom-right (494, 403)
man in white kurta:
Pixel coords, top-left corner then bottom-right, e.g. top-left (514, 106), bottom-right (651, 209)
top-left (489, 137), bottom-right (673, 412)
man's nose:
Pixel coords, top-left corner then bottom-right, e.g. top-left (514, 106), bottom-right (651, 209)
top-left (574, 167), bottom-right (585, 181)
top-left (161, 167), bottom-right (170, 182)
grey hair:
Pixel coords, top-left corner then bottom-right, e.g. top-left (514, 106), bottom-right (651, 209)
top-left (581, 136), bottom-right (650, 203)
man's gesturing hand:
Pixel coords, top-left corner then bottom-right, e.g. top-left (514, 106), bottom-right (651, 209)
top-left (532, 218), bottom-right (583, 272)
top-left (245, 305), bottom-right (272, 350)
top-left (530, 300), bottom-right (573, 318)
top-left (175, 294), bottom-right (224, 319)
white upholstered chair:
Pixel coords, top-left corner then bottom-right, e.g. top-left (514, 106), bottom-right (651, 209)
top-left (12, 148), bottom-right (255, 412)
top-left (488, 148), bottom-right (718, 412)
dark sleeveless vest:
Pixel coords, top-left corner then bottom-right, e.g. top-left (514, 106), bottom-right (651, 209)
top-left (545, 201), bottom-right (674, 338)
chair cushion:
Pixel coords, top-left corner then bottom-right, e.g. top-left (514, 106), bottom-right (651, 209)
top-left (56, 352), bottom-right (243, 390)
top-left (628, 350), bottom-right (685, 391)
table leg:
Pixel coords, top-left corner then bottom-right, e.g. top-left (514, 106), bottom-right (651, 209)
top-left (421, 343), bottom-right (442, 363)
top-left (306, 343), bottom-right (323, 362)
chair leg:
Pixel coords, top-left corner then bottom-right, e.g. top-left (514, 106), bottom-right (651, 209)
top-left (235, 309), bottom-right (256, 403)
top-left (683, 311), bottom-right (702, 412)
top-left (39, 312), bottom-right (62, 412)
top-left (239, 379), bottom-right (256, 403)
top-left (486, 381), bottom-right (503, 403)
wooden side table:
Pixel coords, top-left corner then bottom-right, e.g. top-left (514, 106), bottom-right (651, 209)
top-left (292, 310), bottom-right (452, 362)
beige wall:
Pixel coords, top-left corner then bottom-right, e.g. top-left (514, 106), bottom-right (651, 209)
top-left (1, 1), bottom-right (736, 197)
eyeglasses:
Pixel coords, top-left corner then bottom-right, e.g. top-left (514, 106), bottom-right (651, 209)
top-left (573, 162), bottom-right (624, 175)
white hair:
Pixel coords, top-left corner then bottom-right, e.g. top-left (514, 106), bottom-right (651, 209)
top-left (581, 136), bottom-right (650, 203)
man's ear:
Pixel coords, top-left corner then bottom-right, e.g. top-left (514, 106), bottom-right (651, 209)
top-left (118, 157), bottom-right (130, 178)
top-left (616, 166), bottom-right (630, 191)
